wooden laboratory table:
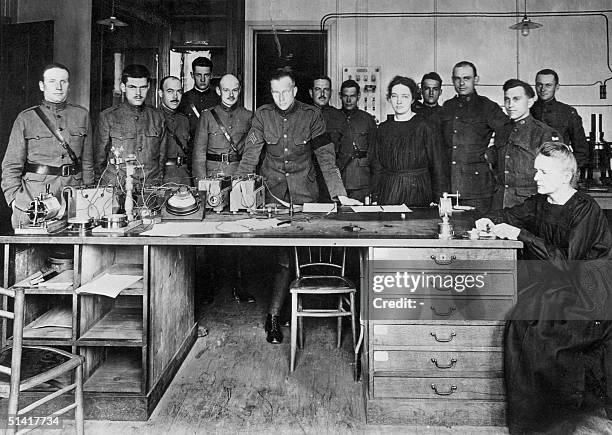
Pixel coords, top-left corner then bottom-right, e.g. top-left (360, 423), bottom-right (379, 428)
top-left (0, 208), bottom-right (522, 423)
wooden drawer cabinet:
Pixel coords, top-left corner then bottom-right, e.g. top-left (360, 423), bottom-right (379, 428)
top-left (363, 246), bottom-right (518, 427)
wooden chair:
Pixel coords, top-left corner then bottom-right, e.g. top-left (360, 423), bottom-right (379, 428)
top-left (289, 247), bottom-right (357, 374)
top-left (0, 286), bottom-right (84, 434)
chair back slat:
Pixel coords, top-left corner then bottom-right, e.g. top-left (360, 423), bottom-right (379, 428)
top-left (0, 365), bottom-right (11, 376)
top-left (294, 247), bottom-right (347, 279)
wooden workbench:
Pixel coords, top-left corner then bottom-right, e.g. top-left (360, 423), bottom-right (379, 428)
top-left (0, 208), bottom-right (521, 423)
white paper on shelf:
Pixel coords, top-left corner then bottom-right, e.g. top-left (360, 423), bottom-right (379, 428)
top-left (75, 273), bottom-right (142, 298)
top-left (303, 203), bottom-right (337, 213)
top-left (381, 204), bottom-right (412, 212)
top-left (28, 306), bottom-right (71, 329)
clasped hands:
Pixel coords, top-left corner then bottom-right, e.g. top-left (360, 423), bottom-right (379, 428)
top-left (475, 218), bottom-right (520, 240)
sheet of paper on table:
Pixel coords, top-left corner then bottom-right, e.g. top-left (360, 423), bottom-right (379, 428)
top-left (303, 203), bottom-right (337, 213)
top-left (350, 204), bottom-right (412, 213)
top-left (75, 273), bottom-right (142, 298)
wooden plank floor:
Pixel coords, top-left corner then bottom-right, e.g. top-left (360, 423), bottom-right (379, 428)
top-left (62, 250), bottom-right (510, 434)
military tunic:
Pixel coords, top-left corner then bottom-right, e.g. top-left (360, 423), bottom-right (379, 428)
top-left (531, 98), bottom-right (588, 167)
top-left (492, 115), bottom-right (560, 209)
top-left (412, 101), bottom-right (443, 120)
top-left (439, 93), bottom-right (509, 207)
top-left (1, 100), bottom-right (94, 228)
top-left (178, 87), bottom-right (220, 137)
top-left (235, 100), bottom-right (346, 205)
top-left (161, 105), bottom-right (192, 186)
top-left (314, 105), bottom-right (344, 202)
top-left (333, 108), bottom-right (376, 201)
top-left (192, 103), bottom-right (252, 180)
top-left (95, 102), bottom-right (167, 186)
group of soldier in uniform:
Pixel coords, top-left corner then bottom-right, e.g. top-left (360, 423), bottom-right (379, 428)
top-left (0, 57), bottom-right (589, 345)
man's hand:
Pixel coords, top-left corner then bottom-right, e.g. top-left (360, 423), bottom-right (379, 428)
top-left (493, 223), bottom-right (520, 240)
top-left (337, 195), bottom-right (362, 206)
top-left (475, 218), bottom-right (494, 232)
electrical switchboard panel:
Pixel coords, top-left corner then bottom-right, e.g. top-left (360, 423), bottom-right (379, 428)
top-left (342, 66), bottom-right (382, 124)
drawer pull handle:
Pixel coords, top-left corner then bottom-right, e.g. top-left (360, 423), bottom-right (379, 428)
top-left (431, 357), bottom-right (457, 369)
top-left (430, 331), bottom-right (456, 342)
top-left (430, 254), bottom-right (456, 265)
top-left (431, 384), bottom-right (457, 396)
top-left (431, 306), bottom-right (456, 317)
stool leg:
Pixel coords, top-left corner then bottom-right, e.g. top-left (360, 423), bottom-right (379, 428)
top-left (337, 296), bottom-right (343, 348)
top-left (75, 362), bottom-right (84, 435)
top-left (290, 292), bottom-right (298, 371)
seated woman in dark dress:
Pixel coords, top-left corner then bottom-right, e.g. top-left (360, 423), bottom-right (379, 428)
top-left (370, 76), bottom-right (448, 206)
top-left (477, 142), bottom-right (612, 433)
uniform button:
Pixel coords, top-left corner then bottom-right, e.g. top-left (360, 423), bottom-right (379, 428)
top-left (505, 155), bottom-right (509, 159)
top-left (283, 134), bottom-right (287, 138)
top-left (504, 170), bottom-right (509, 174)
top-left (453, 130), bottom-right (457, 133)
top-left (284, 160), bottom-right (289, 164)
top-left (284, 148), bottom-right (288, 152)
top-left (62, 154), bottom-right (66, 159)
top-left (455, 116), bottom-right (459, 119)
top-left (475, 171), bottom-right (479, 175)
top-left (285, 173), bottom-right (289, 177)
top-left (283, 118), bottom-right (287, 122)
top-left (453, 145), bottom-right (457, 149)
top-left (138, 147), bottom-right (143, 151)
top-left (228, 126), bottom-right (232, 129)
top-left (505, 184), bottom-right (509, 188)
top-left (134, 116), bottom-right (139, 120)
top-left (59, 127), bottom-right (64, 131)
top-left (513, 128), bottom-right (518, 132)
top-left (452, 161), bottom-right (456, 165)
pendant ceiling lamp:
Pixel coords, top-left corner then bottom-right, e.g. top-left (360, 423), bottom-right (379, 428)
top-left (97, 0), bottom-right (127, 31)
top-left (509, 0), bottom-right (542, 37)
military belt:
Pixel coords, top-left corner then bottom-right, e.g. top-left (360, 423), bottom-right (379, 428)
top-left (206, 153), bottom-right (240, 163)
top-left (25, 163), bottom-right (80, 177)
top-left (165, 156), bottom-right (189, 167)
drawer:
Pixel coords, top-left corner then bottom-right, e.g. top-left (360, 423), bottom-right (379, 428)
top-left (373, 376), bottom-right (504, 400)
top-left (371, 247), bottom-right (515, 270)
top-left (372, 350), bottom-right (502, 376)
top-left (370, 297), bottom-right (514, 321)
top-left (372, 323), bottom-right (504, 348)
top-left (370, 270), bottom-right (515, 296)
top-left (366, 398), bottom-right (506, 426)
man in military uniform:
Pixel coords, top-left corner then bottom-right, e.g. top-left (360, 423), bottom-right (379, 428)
top-left (178, 57), bottom-right (220, 138)
top-left (334, 79), bottom-right (376, 202)
top-left (412, 72), bottom-right (444, 120)
top-left (493, 79), bottom-right (560, 209)
top-left (192, 73), bottom-right (255, 304)
top-left (158, 75), bottom-right (191, 185)
top-left (531, 69), bottom-right (588, 168)
top-left (2, 63), bottom-right (94, 229)
top-left (192, 74), bottom-right (252, 180)
top-left (95, 64), bottom-right (167, 189)
top-left (439, 61), bottom-right (510, 212)
top-left (235, 69), bottom-right (361, 344)
top-left (309, 76), bottom-right (343, 202)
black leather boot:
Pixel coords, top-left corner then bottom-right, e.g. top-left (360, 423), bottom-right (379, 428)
top-left (264, 314), bottom-right (283, 344)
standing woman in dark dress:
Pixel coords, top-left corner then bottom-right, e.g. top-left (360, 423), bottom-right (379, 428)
top-left (371, 76), bottom-right (448, 206)
top-left (477, 142), bottom-right (612, 433)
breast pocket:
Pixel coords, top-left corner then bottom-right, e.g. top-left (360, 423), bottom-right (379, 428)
top-left (109, 127), bottom-right (136, 151)
top-left (264, 131), bottom-right (282, 157)
top-left (67, 126), bottom-right (87, 156)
